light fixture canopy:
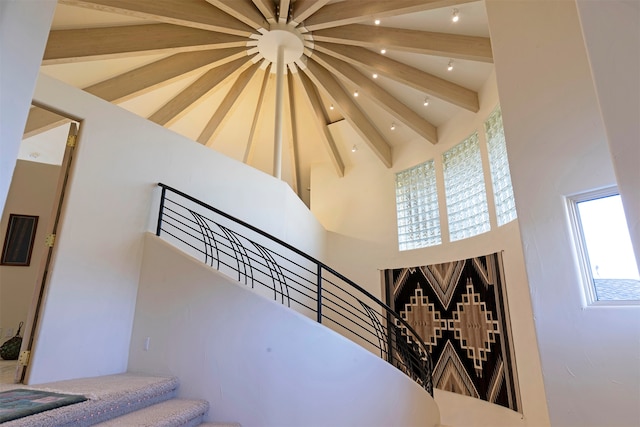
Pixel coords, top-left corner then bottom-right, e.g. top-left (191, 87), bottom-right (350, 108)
top-left (447, 59), bottom-right (454, 71)
top-left (452, 8), bottom-right (459, 22)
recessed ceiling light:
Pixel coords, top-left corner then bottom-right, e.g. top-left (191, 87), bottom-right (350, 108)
top-left (447, 60), bottom-right (454, 71)
top-left (329, 104), bottom-right (334, 110)
top-left (423, 97), bottom-right (430, 106)
top-left (353, 90), bottom-right (359, 97)
top-left (374, 19), bottom-right (381, 25)
top-left (380, 48), bottom-right (386, 54)
top-left (452, 8), bottom-right (459, 23)
top-left (351, 145), bottom-right (358, 152)
top-left (390, 122), bottom-right (396, 131)
top-left (372, 73), bottom-right (378, 79)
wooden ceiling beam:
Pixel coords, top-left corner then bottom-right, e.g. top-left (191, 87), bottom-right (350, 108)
top-left (25, 49), bottom-right (247, 138)
top-left (290, 0), bottom-right (331, 27)
top-left (314, 42), bottom-right (479, 112)
top-left (303, 0), bottom-right (477, 31)
top-left (252, 0), bottom-right (276, 24)
top-left (87, 48), bottom-right (248, 103)
top-left (198, 61), bottom-right (261, 145)
top-left (149, 56), bottom-right (255, 127)
top-left (205, 0), bottom-right (267, 31)
top-left (278, 0), bottom-right (290, 23)
top-left (286, 71), bottom-right (301, 195)
top-left (59, 0), bottom-right (255, 37)
top-left (291, 66), bottom-right (345, 177)
top-left (299, 59), bottom-right (392, 168)
top-left (43, 24), bottom-right (249, 65)
top-left (313, 24), bottom-right (493, 63)
top-left (23, 108), bottom-right (72, 139)
top-left (309, 51), bottom-right (437, 144)
top-left (244, 65), bottom-right (271, 164)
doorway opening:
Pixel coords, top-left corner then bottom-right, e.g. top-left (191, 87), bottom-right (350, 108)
top-left (0, 104), bottom-right (79, 384)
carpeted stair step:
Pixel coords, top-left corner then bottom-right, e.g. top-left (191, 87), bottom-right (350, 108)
top-left (93, 398), bottom-right (209, 427)
top-left (1, 373), bottom-right (180, 427)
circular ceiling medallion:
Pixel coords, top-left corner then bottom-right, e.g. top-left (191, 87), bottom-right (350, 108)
top-left (257, 23), bottom-right (304, 65)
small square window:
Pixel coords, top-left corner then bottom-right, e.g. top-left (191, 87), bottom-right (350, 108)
top-left (568, 188), bottom-right (640, 304)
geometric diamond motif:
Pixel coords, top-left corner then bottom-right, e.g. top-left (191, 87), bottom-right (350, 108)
top-left (386, 253), bottom-right (521, 412)
top-left (433, 341), bottom-right (479, 398)
top-left (399, 286), bottom-right (447, 352)
top-left (419, 260), bottom-right (465, 309)
top-left (447, 280), bottom-right (500, 377)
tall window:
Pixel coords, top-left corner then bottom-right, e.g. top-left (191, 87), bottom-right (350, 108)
top-left (394, 104), bottom-right (518, 248)
top-left (443, 133), bottom-right (490, 241)
top-left (395, 161), bottom-right (441, 250)
top-left (568, 188), bottom-right (640, 303)
top-left (485, 107), bottom-right (517, 226)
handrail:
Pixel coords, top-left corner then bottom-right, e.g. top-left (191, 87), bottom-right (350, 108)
top-left (155, 183), bottom-right (433, 395)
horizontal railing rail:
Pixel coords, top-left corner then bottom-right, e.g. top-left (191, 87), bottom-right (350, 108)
top-left (155, 183), bottom-right (433, 395)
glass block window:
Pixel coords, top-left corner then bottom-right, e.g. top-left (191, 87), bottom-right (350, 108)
top-left (485, 107), bottom-right (517, 226)
top-left (443, 133), bottom-right (490, 241)
top-left (395, 161), bottom-right (441, 250)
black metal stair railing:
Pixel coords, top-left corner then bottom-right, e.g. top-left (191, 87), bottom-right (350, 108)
top-left (155, 183), bottom-right (433, 395)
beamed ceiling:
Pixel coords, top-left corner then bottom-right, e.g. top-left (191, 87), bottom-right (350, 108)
top-left (27, 0), bottom-right (494, 206)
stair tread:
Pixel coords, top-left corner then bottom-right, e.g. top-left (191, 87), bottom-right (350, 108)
top-left (93, 398), bottom-right (209, 426)
top-left (1, 374), bottom-right (179, 427)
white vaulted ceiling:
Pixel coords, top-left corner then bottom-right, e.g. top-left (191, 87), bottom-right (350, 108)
top-left (28, 0), bottom-right (494, 206)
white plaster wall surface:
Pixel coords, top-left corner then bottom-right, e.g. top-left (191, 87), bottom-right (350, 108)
top-left (0, 0), bottom-right (57, 215)
top-left (0, 161), bottom-right (60, 336)
top-left (311, 74), bottom-right (549, 426)
top-left (129, 233), bottom-right (440, 427)
top-left (26, 74), bottom-right (326, 384)
top-left (575, 0), bottom-right (640, 269)
top-left (486, 1), bottom-right (640, 426)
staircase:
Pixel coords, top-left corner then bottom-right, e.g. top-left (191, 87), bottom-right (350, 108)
top-left (1, 373), bottom-right (239, 426)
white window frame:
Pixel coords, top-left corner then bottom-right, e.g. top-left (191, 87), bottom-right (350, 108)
top-left (566, 186), bottom-right (640, 306)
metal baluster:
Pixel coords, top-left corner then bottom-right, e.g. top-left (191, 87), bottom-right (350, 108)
top-left (156, 186), bottom-right (166, 236)
top-left (317, 264), bottom-right (322, 323)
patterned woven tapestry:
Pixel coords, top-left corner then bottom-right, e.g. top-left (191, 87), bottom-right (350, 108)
top-left (384, 252), bottom-right (521, 412)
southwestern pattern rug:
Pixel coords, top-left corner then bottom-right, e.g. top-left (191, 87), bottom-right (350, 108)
top-left (0, 388), bottom-right (87, 423)
top-left (384, 252), bottom-right (521, 412)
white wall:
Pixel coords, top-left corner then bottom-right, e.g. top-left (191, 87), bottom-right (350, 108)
top-left (129, 233), bottom-right (440, 427)
top-left (0, 161), bottom-right (59, 339)
top-left (0, 0), bottom-right (56, 215)
top-left (486, 1), bottom-right (640, 426)
top-left (26, 74), bottom-right (326, 384)
top-left (575, 0), bottom-right (640, 268)
top-left (310, 74), bottom-right (549, 426)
